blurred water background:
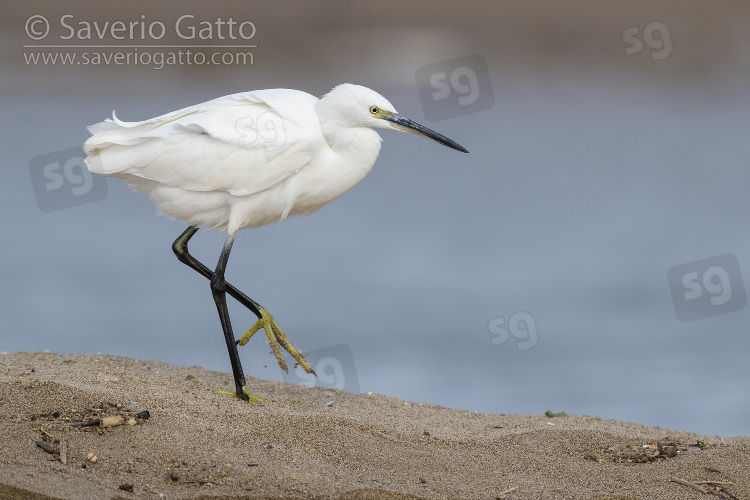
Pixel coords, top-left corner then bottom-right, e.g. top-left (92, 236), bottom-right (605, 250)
top-left (2, 1), bottom-right (750, 436)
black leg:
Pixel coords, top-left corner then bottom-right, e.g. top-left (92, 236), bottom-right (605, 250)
top-left (209, 231), bottom-right (249, 400)
top-left (172, 226), bottom-right (316, 381)
top-left (173, 226), bottom-right (263, 318)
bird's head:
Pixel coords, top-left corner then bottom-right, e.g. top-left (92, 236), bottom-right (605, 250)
top-left (318, 84), bottom-right (468, 153)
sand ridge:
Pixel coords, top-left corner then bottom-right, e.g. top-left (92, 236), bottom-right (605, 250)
top-left (0, 352), bottom-right (748, 499)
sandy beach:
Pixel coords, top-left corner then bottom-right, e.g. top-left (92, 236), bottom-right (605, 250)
top-left (0, 351), bottom-right (748, 499)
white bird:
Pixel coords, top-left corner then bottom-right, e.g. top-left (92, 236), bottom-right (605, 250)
top-left (84, 83), bottom-right (468, 401)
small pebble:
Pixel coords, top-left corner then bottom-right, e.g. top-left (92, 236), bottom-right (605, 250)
top-left (118, 484), bottom-right (134, 492)
top-left (35, 440), bottom-right (56, 454)
top-left (325, 401), bottom-right (334, 407)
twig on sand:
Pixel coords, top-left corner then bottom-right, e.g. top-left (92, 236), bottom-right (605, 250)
top-left (59, 440), bottom-right (67, 464)
top-left (38, 427), bottom-right (55, 440)
top-left (670, 476), bottom-right (708, 493)
top-left (99, 415), bottom-right (125, 428)
top-left (496, 485), bottom-right (519, 498)
top-left (71, 410), bottom-right (147, 428)
top-left (70, 418), bottom-right (101, 428)
top-left (670, 477), bottom-right (739, 499)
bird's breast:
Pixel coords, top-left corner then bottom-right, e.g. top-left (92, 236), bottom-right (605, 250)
top-left (288, 136), bottom-right (381, 213)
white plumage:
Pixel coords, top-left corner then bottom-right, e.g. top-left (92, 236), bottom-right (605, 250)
top-left (84, 84), bottom-right (406, 233)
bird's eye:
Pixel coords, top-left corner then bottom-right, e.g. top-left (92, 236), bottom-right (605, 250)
top-left (369, 106), bottom-right (380, 115)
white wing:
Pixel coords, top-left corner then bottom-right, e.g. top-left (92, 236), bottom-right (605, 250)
top-left (84, 89), bottom-right (321, 197)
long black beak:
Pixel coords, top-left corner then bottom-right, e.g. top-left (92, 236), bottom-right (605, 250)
top-left (385, 113), bottom-right (469, 153)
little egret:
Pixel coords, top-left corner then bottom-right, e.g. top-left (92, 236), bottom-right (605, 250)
top-left (84, 83), bottom-right (468, 401)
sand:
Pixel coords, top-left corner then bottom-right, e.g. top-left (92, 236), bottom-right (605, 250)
top-left (0, 351), bottom-right (748, 500)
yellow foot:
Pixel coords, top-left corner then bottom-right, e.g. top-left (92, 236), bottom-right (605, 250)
top-left (237, 307), bottom-right (316, 375)
top-left (213, 385), bottom-right (263, 403)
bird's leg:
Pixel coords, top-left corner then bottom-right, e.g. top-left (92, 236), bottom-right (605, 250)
top-left (173, 226), bottom-right (263, 317)
top-left (173, 227), bottom-right (315, 377)
top-left (209, 232), bottom-right (260, 401)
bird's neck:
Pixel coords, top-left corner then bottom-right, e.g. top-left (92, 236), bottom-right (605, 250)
top-left (321, 121), bottom-right (383, 158)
